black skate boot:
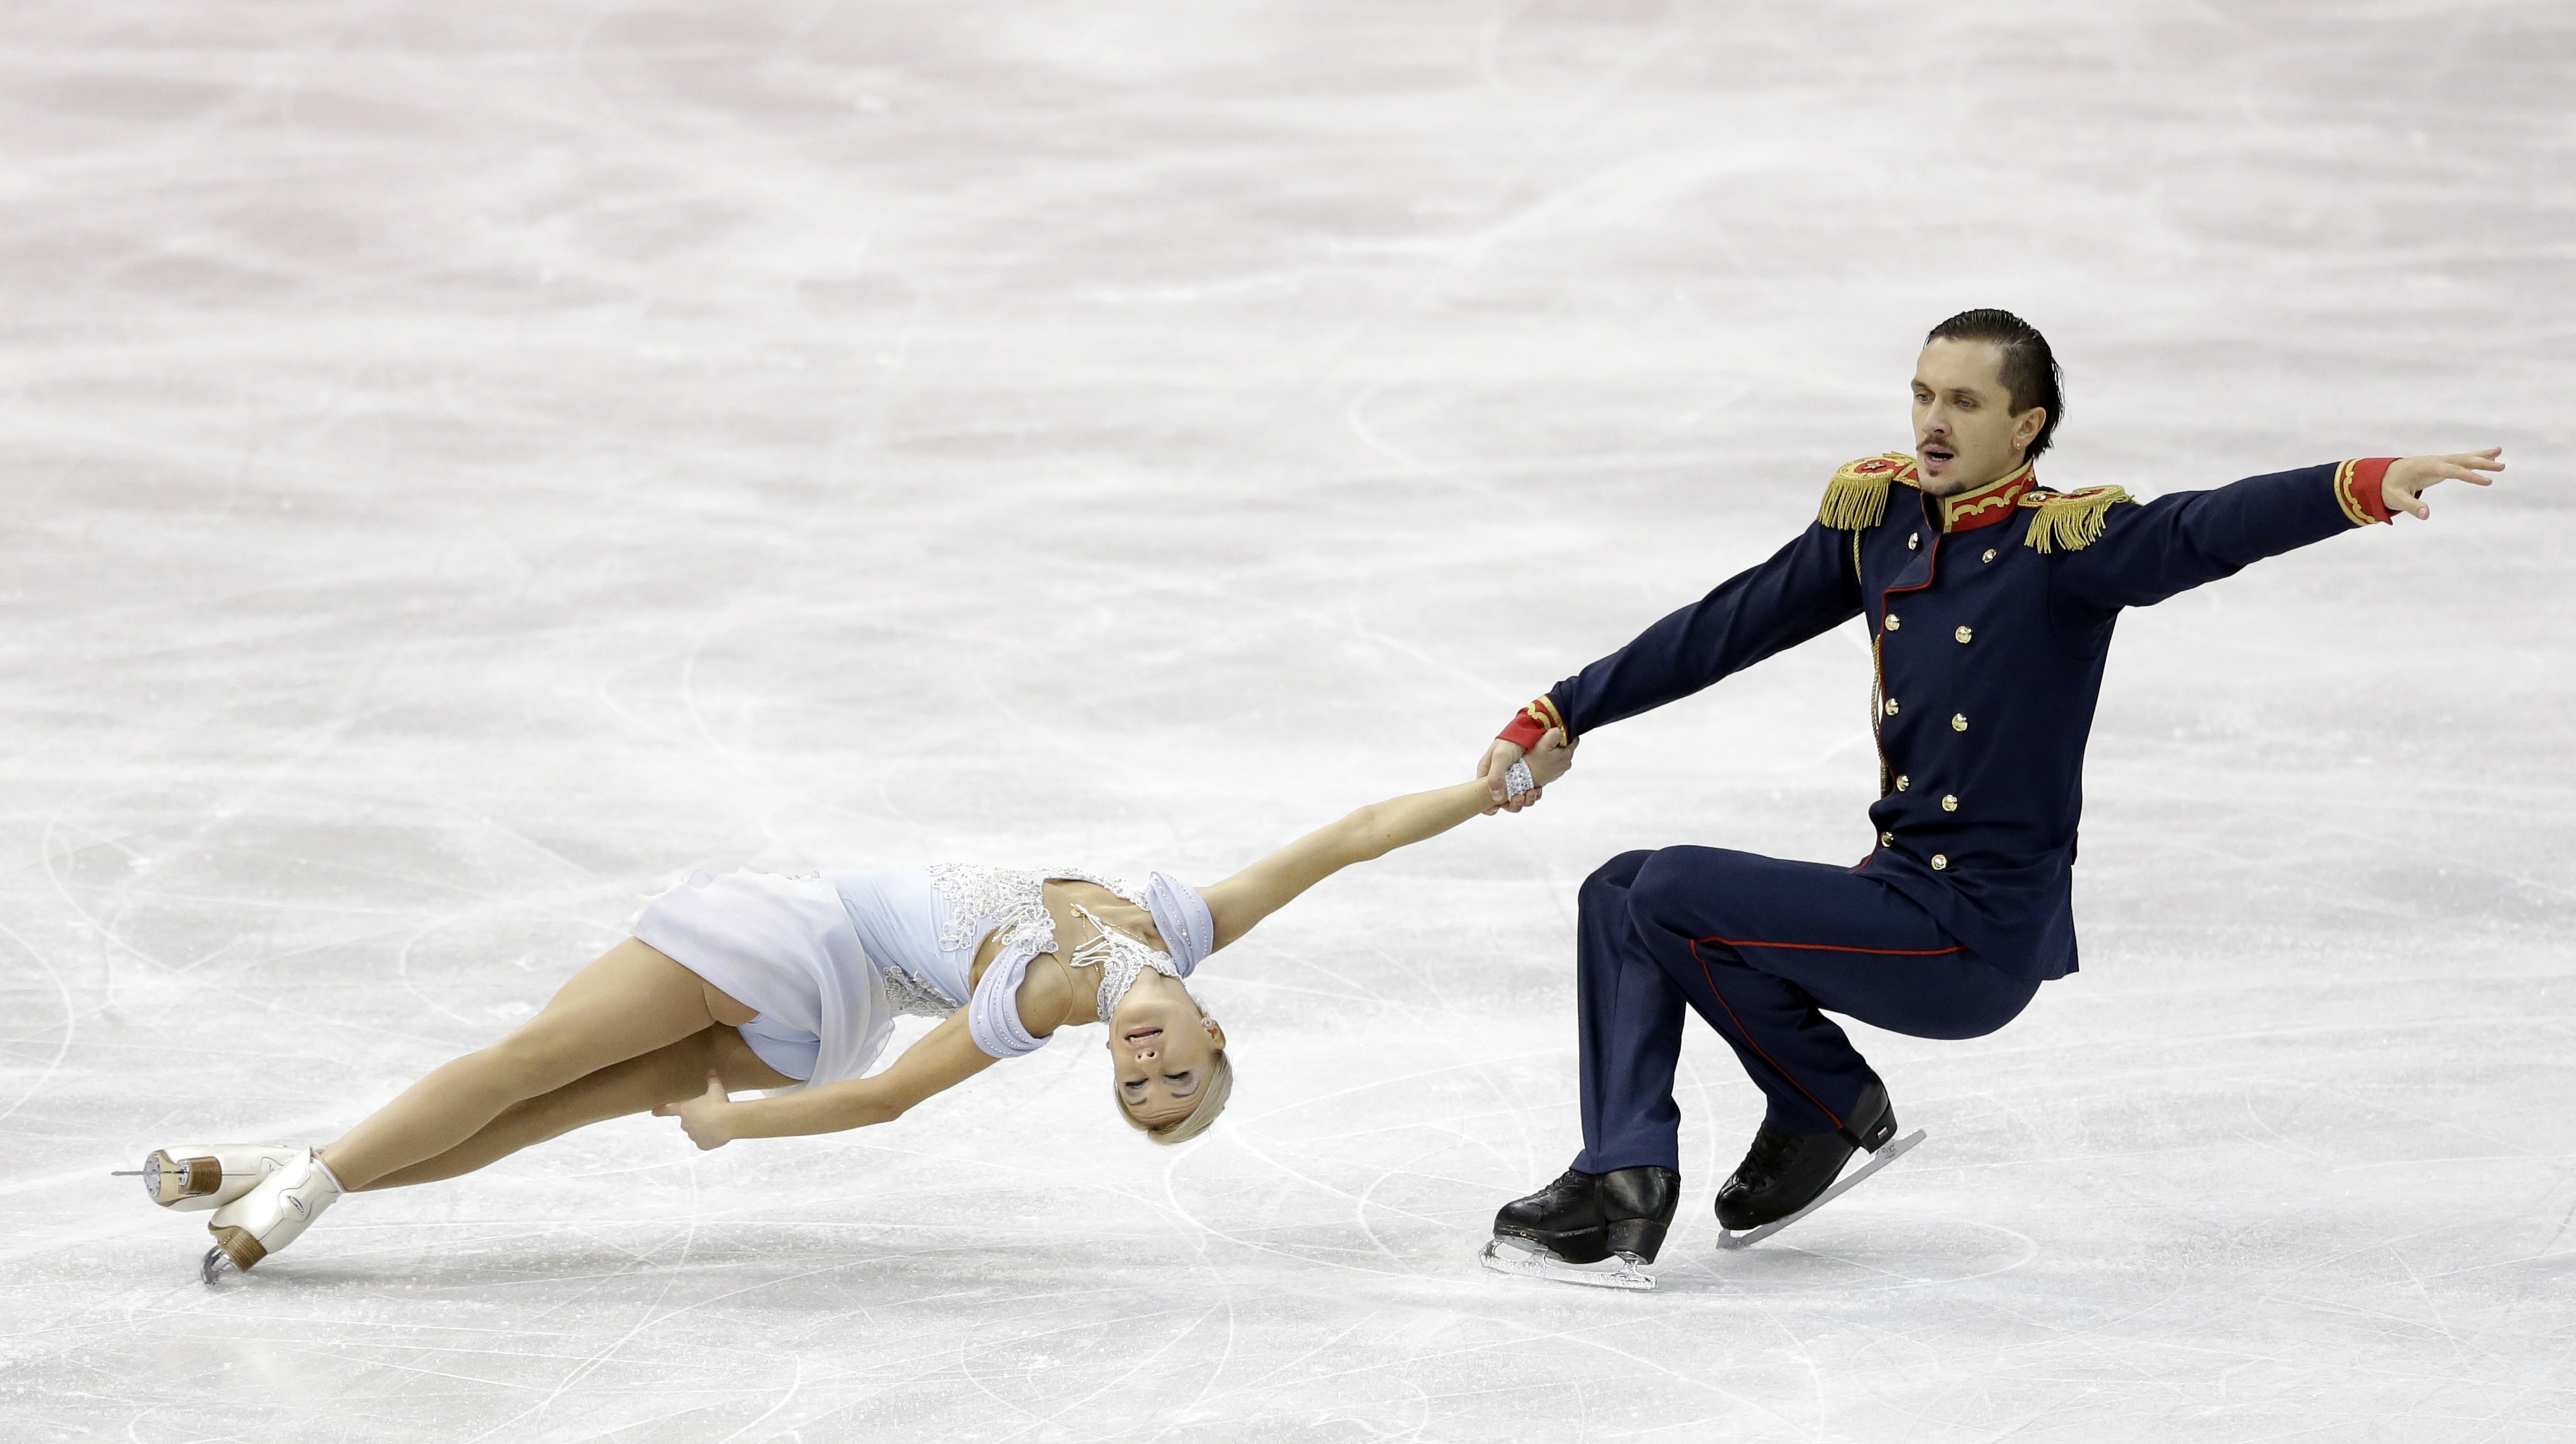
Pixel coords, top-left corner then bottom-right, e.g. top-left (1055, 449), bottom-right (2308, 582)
top-left (1493, 1168), bottom-right (1609, 1264)
top-left (1715, 1080), bottom-right (1907, 1239)
top-left (1484, 1164), bottom-right (1681, 1291)
top-left (1601, 1165), bottom-right (1682, 1264)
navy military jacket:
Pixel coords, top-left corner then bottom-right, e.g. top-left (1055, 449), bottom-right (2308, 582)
top-left (1523, 454), bottom-right (2394, 982)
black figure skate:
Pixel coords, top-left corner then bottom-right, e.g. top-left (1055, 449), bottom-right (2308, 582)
top-left (1480, 1165), bottom-right (1680, 1291)
top-left (1713, 1080), bottom-right (1926, 1249)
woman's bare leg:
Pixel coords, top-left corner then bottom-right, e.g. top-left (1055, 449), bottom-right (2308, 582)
top-left (319, 939), bottom-right (754, 1190)
top-left (359, 1026), bottom-right (794, 1190)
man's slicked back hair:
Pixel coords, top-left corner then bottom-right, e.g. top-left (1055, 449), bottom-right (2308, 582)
top-left (1926, 309), bottom-right (2065, 462)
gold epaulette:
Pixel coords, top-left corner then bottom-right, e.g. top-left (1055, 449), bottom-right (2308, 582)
top-left (2017, 484), bottom-right (2135, 553)
top-left (1818, 453), bottom-right (1915, 531)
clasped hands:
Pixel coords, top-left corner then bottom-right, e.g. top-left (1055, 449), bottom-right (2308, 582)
top-left (1479, 727), bottom-right (1576, 814)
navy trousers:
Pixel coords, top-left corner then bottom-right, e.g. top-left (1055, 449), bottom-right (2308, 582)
top-left (1573, 846), bottom-right (2040, 1174)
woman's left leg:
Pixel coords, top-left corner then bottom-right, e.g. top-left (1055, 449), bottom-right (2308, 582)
top-left (319, 939), bottom-right (749, 1190)
top-left (358, 1025), bottom-right (794, 1190)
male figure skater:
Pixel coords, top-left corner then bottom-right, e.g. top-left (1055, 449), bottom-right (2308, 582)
top-left (1475, 308), bottom-right (2503, 1288)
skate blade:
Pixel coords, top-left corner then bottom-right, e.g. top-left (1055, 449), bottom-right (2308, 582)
top-left (129, 1151), bottom-right (226, 1206)
top-left (1715, 1128), bottom-right (1927, 1251)
top-left (202, 1223), bottom-right (266, 1283)
top-left (1479, 1237), bottom-right (1655, 1292)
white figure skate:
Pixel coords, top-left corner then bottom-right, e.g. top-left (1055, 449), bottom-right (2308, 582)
top-left (123, 1145), bottom-right (307, 1212)
top-left (199, 1147), bottom-right (344, 1282)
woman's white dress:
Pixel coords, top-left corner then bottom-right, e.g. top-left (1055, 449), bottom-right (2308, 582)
top-left (630, 866), bottom-right (1209, 1086)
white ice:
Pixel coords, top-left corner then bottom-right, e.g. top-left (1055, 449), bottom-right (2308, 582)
top-left (4, 3), bottom-right (2573, 1439)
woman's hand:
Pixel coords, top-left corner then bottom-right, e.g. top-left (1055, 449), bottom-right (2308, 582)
top-left (653, 1072), bottom-right (738, 1151)
top-left (1479, 729), bottom-right (1577, 813)
top-left (2382, 448), bottom-right (2502, 520)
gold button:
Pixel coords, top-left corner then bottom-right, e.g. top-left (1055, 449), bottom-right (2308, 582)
top-left (1884, 698), bottom-right (1900, 717)
top-left (1884, 613), bottom-right (1900, 632)
top-left (1880, 831), bottom-right (1894, 846)
top-left (1955, 625), bottom-right (1974, 643)
top-left (1908, 532), bottom-right (1920, 550)
top-left (1895, 774), bottom-right (1910, 791)
top-left (1982, 548), bottom-right (1997, 563)
top-left (1931, 854), bottom-right (1949, 870)
top-left (1951, 713), bottom-right (1968, 731)
top-left (1941, 794), bottom-right (1958, 811)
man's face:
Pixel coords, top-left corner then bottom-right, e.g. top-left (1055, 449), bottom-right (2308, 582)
top-left (1911, 339), bottom-right (2045, 496)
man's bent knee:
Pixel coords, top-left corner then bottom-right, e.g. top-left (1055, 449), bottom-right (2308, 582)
top-left (1582, 849), bottom-right (1655, 907)
top-left (1626, 847), bottom-right (1728, 937)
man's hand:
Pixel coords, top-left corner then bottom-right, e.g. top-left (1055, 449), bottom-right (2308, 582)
top-left (1479, 729), bottom-right (1576, 813)
top-left (2383, 448), bottom-right (2503, 520)
top-left (653, 1072), bottom-right (737, 1151)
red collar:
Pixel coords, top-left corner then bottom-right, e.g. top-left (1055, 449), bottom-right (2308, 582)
top-left (1915, 460), bottom-right (2037, 533)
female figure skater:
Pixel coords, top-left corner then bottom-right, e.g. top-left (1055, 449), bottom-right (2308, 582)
top-left (136, 735), bottom-right (1574, 1281)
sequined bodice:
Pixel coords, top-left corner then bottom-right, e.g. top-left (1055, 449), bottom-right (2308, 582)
top-left (921, 864), bottom-right (1180, 1020)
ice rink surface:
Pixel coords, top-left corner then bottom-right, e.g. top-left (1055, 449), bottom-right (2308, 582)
top-left (3, 2), bottom-right (2573, 1439)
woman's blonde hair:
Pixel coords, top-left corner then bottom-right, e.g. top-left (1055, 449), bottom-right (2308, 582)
top-left (1118, 1039), bottom-right (1232, 1145)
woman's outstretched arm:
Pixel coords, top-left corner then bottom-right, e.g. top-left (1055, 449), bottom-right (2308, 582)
top-left (1201, 729), bottom-right (1573, 951)
top-left (657, 1007), bottom-right (999, 1148)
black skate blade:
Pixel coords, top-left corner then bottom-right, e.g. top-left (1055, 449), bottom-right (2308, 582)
top-left (1479, 1237), bottom-right (1655, 1291)
top-left (1715, 1128), bottom-right (1926, 1251)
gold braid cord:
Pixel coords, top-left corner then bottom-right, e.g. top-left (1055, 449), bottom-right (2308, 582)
top-left (2017, 485), bottom-right (2135, 553)
top-left (1818, 453), bottom-right (1914, 531)
top-left (2331, 459), bottom-right (2379, 527)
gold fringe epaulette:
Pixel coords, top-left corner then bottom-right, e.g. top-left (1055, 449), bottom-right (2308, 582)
top-left (2017, 484), bottom-right (2135, 553)
top-left (1819, 453), bottom-right (1915, 531)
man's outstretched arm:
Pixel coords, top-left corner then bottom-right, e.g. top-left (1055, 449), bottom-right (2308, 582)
top-left (2051, 449), bottom-right (2503, 614)
top-left (1481, 517), bottom-right (1862, 807)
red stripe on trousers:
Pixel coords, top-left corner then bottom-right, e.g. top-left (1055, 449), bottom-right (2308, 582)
top-left (1697, 933), bottom-right (1961, 958)
top-left (1690, 937), bottom-right (1847, 1133)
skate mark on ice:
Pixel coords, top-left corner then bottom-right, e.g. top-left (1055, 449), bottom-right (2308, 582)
top-left (394, 916), bottom-right (507, 1031)
top-left (709, 1351), bottom-right (804, 1443)
top-left (1233, 1049), bottom-right (1558, 1133)
top-left (1188, 1128), bottom-right (1418, 1270)
top-left (1185, 1296), bottom-right (1796, 1436)
top-left (1199, 1309), bottom-right (1381, 1409)
top-left (455, 1143), bottom-right (721, 1443)
top-left (1687, 1219), bottom-right (2040, 1296)
top-left (1132, 1290), bottom-right (1243, 1444)
top-left (0, 920), bottom-right (74, 1127)
top-left (945, 1298), bottom-right (1230, 1444)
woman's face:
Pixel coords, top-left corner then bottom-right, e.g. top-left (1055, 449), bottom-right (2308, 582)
top-left (1107, 968), bottom-right (1224, 1128)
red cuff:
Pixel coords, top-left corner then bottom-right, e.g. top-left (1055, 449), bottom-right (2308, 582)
top-left (1496, 696), bottom-right (1566, 749)
top-left (2334, 458), bottom-right (2396, 525)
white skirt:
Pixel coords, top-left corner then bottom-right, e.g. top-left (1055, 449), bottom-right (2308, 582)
top-left (631, 870), bottom-right (892, 1088)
